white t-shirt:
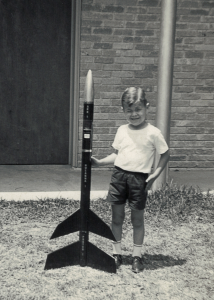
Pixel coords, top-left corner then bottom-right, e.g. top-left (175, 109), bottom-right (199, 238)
top-left (112, 123), bottom-right (169, 173)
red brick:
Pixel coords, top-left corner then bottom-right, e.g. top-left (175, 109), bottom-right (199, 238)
top-left (100, 92), bottom-right (121, 99)
top-left (135, 44), bottom-right (155, 50)
top-left (113, 43), bottom-right (134, 50)
top-left (93, 43), bottom-right (113, 49)
top-left (134, 57), bottom-right (155, 64)
top-left (103, 64), bottom-right (123, 71)
top-left (115, 14), bottom-right (135, 21)
top-left (205, 79), bottom-right (214, 86)
top-left (178, 1), bottom-right (199, 8)
top-left (137, 14), bottom-right (159, 22)
top-left (114, 29), bottom-right (133, 35)
top-left (190, 9), bottom-right (209, 15)
top-left (190, 100), bottom-right (214, 107)
top-left (82, 4), bottom-right (102, 12)
top-left (196, 87), bottom-right (214, 93)
top-left (172, 100), bottom-right (190, 107)
top-left (181, 79), bottom-right (204, 86)
top-left (135, 30), bottom-right (155, 36)
top-left (102, 6), bottom-right (124, 13)
top-left (93, 28), bottom-right (113, 35)
top-left (100, 106), bottom-right (120, 113)
top-left (93, 141), bottom-right (111, 147)
top-left (109, 113), bottom-right (126, 120)
top-left (195, 149), bottom-right (213, 155)
top-left (114, 57), bottom-right (134, 64)
top-left (202, 1), bottom-right (214, 8)
top-left (186, 128), bottom-right (205, 134)
top-left (138, 0), bottom-right (159, 7)
top-left (104, 20), bottom-right (125, 28)
top-left (180, 16), bottom-right (201, 22)
top-left (170, 155), bottom-right (187, 161)
top-left (94, 57), bottom-right (114, 64)
top-left (116, 0), bottom-right (138, 4)
top-left (185, 51), bottom-right (204, 58)
top-left (81, 27), bottom-right (92, 34)
top-left (81, 35), bottom-right (102, 42)
top-left (169, 161), bottom-right (198, 168)
top-left (126, 22), bottom-right (147, 29)
top-left (197, 107), bottom-right (214, 114)
top-left (174, 87), bottom-right (194, 93)
top-left (121, 77), bottom-right (143, 86)
top-left (205, 52), bottom-right (214, 58)
top-left (123, 37), bottom-right (143, 43)
top-left (94, 120), bottom-right (116, 127)
top-left (102, 50), bottom-right (118, 57)
top-left (82, 20), bottom-right (103, 27)
top-left (134, 70), bottom-right (153, 78)
top-left (174, 72), bottom-right (195, 79)
top-left (197, 72), bottom-right (214, 79)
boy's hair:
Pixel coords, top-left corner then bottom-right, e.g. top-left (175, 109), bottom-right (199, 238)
top-left (121, 87), bottom-right (149, 108)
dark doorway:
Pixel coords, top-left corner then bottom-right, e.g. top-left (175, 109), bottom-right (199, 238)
top-left (0, 0), bottom-right (71, 164)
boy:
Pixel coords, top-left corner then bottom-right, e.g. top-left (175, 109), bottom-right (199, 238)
top-left (91, 87), bottom-right (170, 273)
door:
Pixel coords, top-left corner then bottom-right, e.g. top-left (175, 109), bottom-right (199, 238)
top-left (0, 0), bottom-right (71, 164)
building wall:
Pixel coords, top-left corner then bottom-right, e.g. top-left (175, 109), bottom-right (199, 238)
top-left (78, 0), bottom-right (214, 169)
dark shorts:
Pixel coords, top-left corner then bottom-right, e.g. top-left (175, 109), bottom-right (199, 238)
top-left (106, 166), bottom-right (148, 210)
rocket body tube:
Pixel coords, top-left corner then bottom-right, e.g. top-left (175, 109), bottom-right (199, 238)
top-left (80, 70), bottom-right (94, 266)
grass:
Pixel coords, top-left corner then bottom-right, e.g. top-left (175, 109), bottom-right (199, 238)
top-left (0, 183), bottom-right (214, 299)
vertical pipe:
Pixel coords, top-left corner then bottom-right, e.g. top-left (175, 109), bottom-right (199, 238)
top-left (152, 0), bottom-right (177, 191)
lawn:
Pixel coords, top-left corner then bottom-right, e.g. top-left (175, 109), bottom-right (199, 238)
top-left (0, 184), bottom-right (214, 299)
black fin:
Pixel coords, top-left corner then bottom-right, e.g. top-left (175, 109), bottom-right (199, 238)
top-left (50, 209), bottom-right (81, 239)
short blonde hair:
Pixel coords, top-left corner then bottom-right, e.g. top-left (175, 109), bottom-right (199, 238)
top-left (121, 87), bottom-right (148, 108)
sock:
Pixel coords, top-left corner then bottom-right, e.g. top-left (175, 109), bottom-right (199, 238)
top-left (132, 244), bottom-right (142, 257)
top-left (112, 240), bottom-right (122, 255)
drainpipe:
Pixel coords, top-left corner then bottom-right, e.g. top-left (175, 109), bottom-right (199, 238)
top-left (152, 0), bottom-right (177, 190)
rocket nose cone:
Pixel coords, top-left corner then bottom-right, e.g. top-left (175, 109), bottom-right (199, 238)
top-left (84, 70), bottom-right (94, 103)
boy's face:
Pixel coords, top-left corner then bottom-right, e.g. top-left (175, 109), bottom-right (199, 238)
top-left (123, 101), bottom-right (148, 128)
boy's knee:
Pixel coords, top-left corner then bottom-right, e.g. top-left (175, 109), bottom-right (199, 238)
top-left (131, 216), bottom-right (144, 228)
top-left (112, 213), bottom-right (125, 226)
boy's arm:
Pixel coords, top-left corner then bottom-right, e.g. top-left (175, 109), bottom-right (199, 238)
top-left (91, 150), bottom-right (118, 167)
top-left (145, 150), bottom-right (170, 191)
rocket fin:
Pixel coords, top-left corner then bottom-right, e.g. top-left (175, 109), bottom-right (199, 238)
top-left (87, 241), bottom-right (116, 273)
top-left (44, 241), bottom-right (116, 273)
top-left (44, 241), bottom-right (80, 270)
top-left (88, 209), bottom-right (116, 241)
top-left (50, 209), bottom-right (81, 239)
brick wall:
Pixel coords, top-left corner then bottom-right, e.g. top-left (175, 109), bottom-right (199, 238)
top-left (78, 0), bottom-right (214, 169)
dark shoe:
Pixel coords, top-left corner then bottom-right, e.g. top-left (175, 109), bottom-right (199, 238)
top-left (132, 256), bottom-right (144, 273)
top-left (113, 254), bottom-right (122, 268)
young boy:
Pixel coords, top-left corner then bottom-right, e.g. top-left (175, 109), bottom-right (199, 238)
top-left (91, 87), bottom-right (170, 273)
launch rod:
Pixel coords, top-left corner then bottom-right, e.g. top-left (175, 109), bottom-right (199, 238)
top-left (153, 0), bottom-right (177, 190)
top-left (79, 70), bottom-right (94, 266)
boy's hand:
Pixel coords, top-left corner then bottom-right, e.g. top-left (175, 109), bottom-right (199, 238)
top-left (91, 156), bottom-right (101, 167)
top-left (145, 173), bottom-right (158, 191)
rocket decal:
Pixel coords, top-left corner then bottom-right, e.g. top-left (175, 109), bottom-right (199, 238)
top-left (44, 70), bottom-right (116, 273)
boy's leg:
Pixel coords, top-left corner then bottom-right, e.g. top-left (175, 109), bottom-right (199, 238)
top-left (111, 204), bottom-right (125, 268)
top-left (111, 204), bottom-right (125, 254)
top-left (111, 203), bottom-right (126, 242)
top-left (131, 209), bottom-right (145, 272)
top-left (131, 209), bottom-right (145, 247)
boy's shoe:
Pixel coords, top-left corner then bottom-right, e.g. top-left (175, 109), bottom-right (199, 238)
top-left (132, 256), bottom-right (144, 273)
top-left (113, 254), bottom-right (122, 268)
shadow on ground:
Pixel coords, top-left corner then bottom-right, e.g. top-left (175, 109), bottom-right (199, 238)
top-left (122, 254), bottom-right (186, 270)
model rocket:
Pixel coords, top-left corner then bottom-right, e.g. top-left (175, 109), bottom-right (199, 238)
top-left (44, 70), bottom-right (116, 273)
